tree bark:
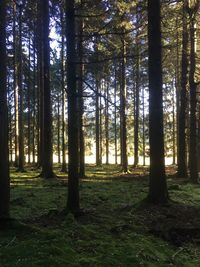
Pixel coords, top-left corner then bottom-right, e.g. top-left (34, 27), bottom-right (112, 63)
top-left (66, 0), bottom-right (80, 213)
top-left (147, 0), bottom-right (168, 204)
top-left (60, 6), bottom-right (67, 173)
top-left (17, 3), bottom-right (25, 172)
top-left (0, 0), bottom-right (10, 219)
top-left (40, 0), bottom-right (55, 178)
top-left (189, 12), bottom-right (198, 182)
top-left (120, 39), bottom-right (128, 173)
top-left (177, 0), bottom-right (189, 177)
top-left (77, 3), bottom-right (85, 177)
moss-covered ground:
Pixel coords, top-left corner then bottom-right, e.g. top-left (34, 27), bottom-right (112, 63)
top-left (0, 165), bottom-right (200, 266)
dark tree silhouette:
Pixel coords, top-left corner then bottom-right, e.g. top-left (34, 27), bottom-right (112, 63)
top-left (147, 0), bottom-right (168, 203)
top-left (40, 0), bottom-right (55, 178)
top-left (66, 0), bottom-right (80, 213)
top-left (177, 0), bottom-right (189, 178)
top-left (0, 0), bottom-right (10, 219)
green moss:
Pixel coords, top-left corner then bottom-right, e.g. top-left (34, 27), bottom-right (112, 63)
top-left (0, 166), bottom-right (200, 266)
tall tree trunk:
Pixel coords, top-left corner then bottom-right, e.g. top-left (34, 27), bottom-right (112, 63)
top-left (114, 64), bottom-right (118, 165)
top-left (175, 16), bottom-right (180, 167)
top-left (60, 6), bottom-right (67, 173)
top-left (172, 84), bottom-right (176, 165)
top-left (13, 2), bottom-right (19, 167)
top-left (99, 89), bottom-right (103, 165)
top-left (57, 95), bottom-right (61, 164)
top-left (133, 50), bottom-right (140, 167)
top-left (133, 9), bottom-right (140, 167)
top-left (177, 0), bottom-right (189, 177)
top-left (36, 0), bottom-right (43, 168)
top-left (142, 87), bottom-right (146, 166)
top-left (95, 78), bottom-right (101, 166)
top-left (17, 3), bottom-right (25, 171)
top-left (32, 28), bottom-right (36, 164)
top-left (77, 2), bottom-right (85, 177)
top-left (197, 104), bottom-right (200, 171)
top-left (105, 81), bottom-right (109, 165)
top-left (40, 0), bottom-right (55, 178)
top-left (120, 39), bottom-right (128, 173)
top-left (27, 36), bottom-right (31, 164)
top-left (189, 12), bottom-right (198, 182)
top-left (0, 0), bottom-right (10, 219)
top-left (147, 0), bottom-right (168, 203)
top-left (66, 0), bottom-right (80, 213)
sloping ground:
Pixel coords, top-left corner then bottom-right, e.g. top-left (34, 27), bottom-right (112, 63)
top-left (0, 165), bottom-right (200, 266)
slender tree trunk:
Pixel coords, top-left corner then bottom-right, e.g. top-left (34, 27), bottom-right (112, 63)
top-left (66, 0), bottom-right (80, 213)
top-left (133, 51), bottom-right (140, 167)
top-left (27, 36), bottom-right (31, 164)
top-left (172, 84), bottom-right (176, 165)
top-left (77, 3), bottom-right (85, 177)
top-left (60, 7), bottom-right (67, 173)
top-left (142, 87), bottom-right (146, 166)
top-left (57, 95), bottom-right (61, 164)
top-left (0, 0), bottom-right (10, 219)
top-left (95, 79), bottom-right (101, 166)
top-left (13, 2), bottom-right (19, 167)
top-left (105, 81), bottom-right (109, 165)
top-left (114, 64), bottom-right (118, 165)
top-left (189, 14), bottom-right (198, 183)
top-left (197, 104), bottom-right (200, 171)
top-left (175, 16), bottom-right (180, 167)
top-left (36, 0), bottom-right (43, 168)
top-left (40, 0), bottom-right (55, 178)
top-left (120, 39), bottom-right (128, 173)
top-left (32, 29), bottom-right (36, 164)
top-left (99, 91), bottom-right (103, 165)
top-left (177, 0), bottom-right (189, 177)
top-left (147, 0), bottom-right (168, 204)
top-left (8, 80), bottom-right (13, 164)
top-left (17, 3), bottom-right (25, 171)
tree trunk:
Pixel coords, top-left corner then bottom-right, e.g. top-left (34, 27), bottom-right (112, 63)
top-left (189, 14), bottom-right (198, 183)
top-left (36, 0), bottom-right (43, 168)
top-left (105, 81), bottom-right (109, 165)
top-left (133, 50), bottom-right (140, 167)
top-left (120, 39), bottom-right (128, 173)
top-left (17, 3), bottom-right (25, 172)
top-left (77, 3), bottom-right (85, 177)
top-left (177, 0), bottom-right (189, 177)
top-left (13, 2), bottom-right (19, 167)
top-left (0, 0), bottom-right (10, 219)
top-left (57, 95), bottom-right (61, 164)
top-left (66, 0), bottom-right (80, 213)
top-left (27, 36), bottom-right (31, 164)
top-left (147, 0), bottom-right (168, 204)
top-left (40, 0), bottom-right (55, 178)
top-left (60, 6), bottom-right (67, 173)
top-left (142, 87), bottom-right (146, 166)
top-left (95, 78), bottom-right (101, 166)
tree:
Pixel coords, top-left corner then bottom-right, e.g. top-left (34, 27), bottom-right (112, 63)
top-left (147, 0), bottom-right (168, 203)
top-left (60, 4), bottom-right (67, 173)
top-left (120, 38), bottom-right (128, 173)
top-left (177, 0), bottom-right (189, 178)
top-left (66, 0), bottom-right (80, 213)
top-left (40, 0), bottom-right (55, 178)
top-left (0, 0), bottom-right (10, 219)
top-left (188, 1), bottom-right (200, 183)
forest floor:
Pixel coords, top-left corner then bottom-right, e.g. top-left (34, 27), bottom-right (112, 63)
top-left (1, 165), bottom-right (200, 266)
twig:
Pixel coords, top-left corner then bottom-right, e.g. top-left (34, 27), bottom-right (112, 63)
top-left (5, 236), bottom-right (16, 248)
top-left (171, 247), bottom-right (184, 261)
